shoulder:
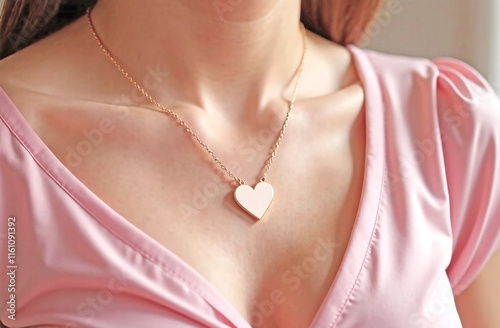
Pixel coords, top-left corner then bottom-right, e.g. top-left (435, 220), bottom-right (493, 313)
top-left (0, 14), bottom-right (84, 89)
top-left (355, 48), bottom-right (500, 296)
top-left (359, 47), bottom-right (437, 82)
top-left (356, 46), bottom-right (498, 104)
top-left (357, 47), bottom-right (500, 184)
top-left (0, 14), bottom-right (122, 161)
top-left (352, 47), bottom-right (500, 133)
top-left (0, 12), bottom-right (119, 117)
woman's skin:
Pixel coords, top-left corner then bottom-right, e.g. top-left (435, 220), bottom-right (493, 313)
top-left (454, 252), bottom-right (500, 326)
top-left (0, 0), bottom-right (496, 327)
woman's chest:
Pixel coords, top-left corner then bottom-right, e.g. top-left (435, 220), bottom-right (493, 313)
top-left (22, 111), bottom-right (359, 327)
top-left (57, 128), bottom-right (364, 328)
top-left (7, 93), bottom-right (465, 328)
top-left (11, 84), bottom-right (366, 326)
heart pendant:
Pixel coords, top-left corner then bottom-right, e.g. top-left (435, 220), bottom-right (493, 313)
top-left (234, 182), bottom-right (274, 220)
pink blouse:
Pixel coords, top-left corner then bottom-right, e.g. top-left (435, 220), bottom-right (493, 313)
top-left (1, 45), bottom-right (500, 328)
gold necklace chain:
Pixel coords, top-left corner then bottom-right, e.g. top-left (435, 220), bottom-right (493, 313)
top-left (85, 7), bottom-right (307, 187)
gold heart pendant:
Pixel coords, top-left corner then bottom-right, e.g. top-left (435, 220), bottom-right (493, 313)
top-left (234, 182), bottom-right (274, 220)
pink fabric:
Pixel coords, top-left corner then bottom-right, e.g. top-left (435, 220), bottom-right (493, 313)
top-left (1, 45), bottom-right (500, 328)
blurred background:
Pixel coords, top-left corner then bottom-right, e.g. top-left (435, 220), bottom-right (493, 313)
top-left (364, 0), bottom-right (500, 95)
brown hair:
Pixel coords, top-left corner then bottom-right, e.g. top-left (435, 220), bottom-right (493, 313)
top-left (0, 0), bottom-right (382, 59)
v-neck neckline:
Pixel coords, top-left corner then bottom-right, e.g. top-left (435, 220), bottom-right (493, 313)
top-left (0, 44), bottom-right (385, 328)
top-left (306, 44), bottom-right (386, 328)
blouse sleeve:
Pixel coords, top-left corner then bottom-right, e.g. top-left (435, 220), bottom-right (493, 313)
top-left (434, 58), bottom-right (500, 296)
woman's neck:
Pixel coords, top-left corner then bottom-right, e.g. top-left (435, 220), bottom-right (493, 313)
top-left (90, 0), bottom-right (305, 118)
